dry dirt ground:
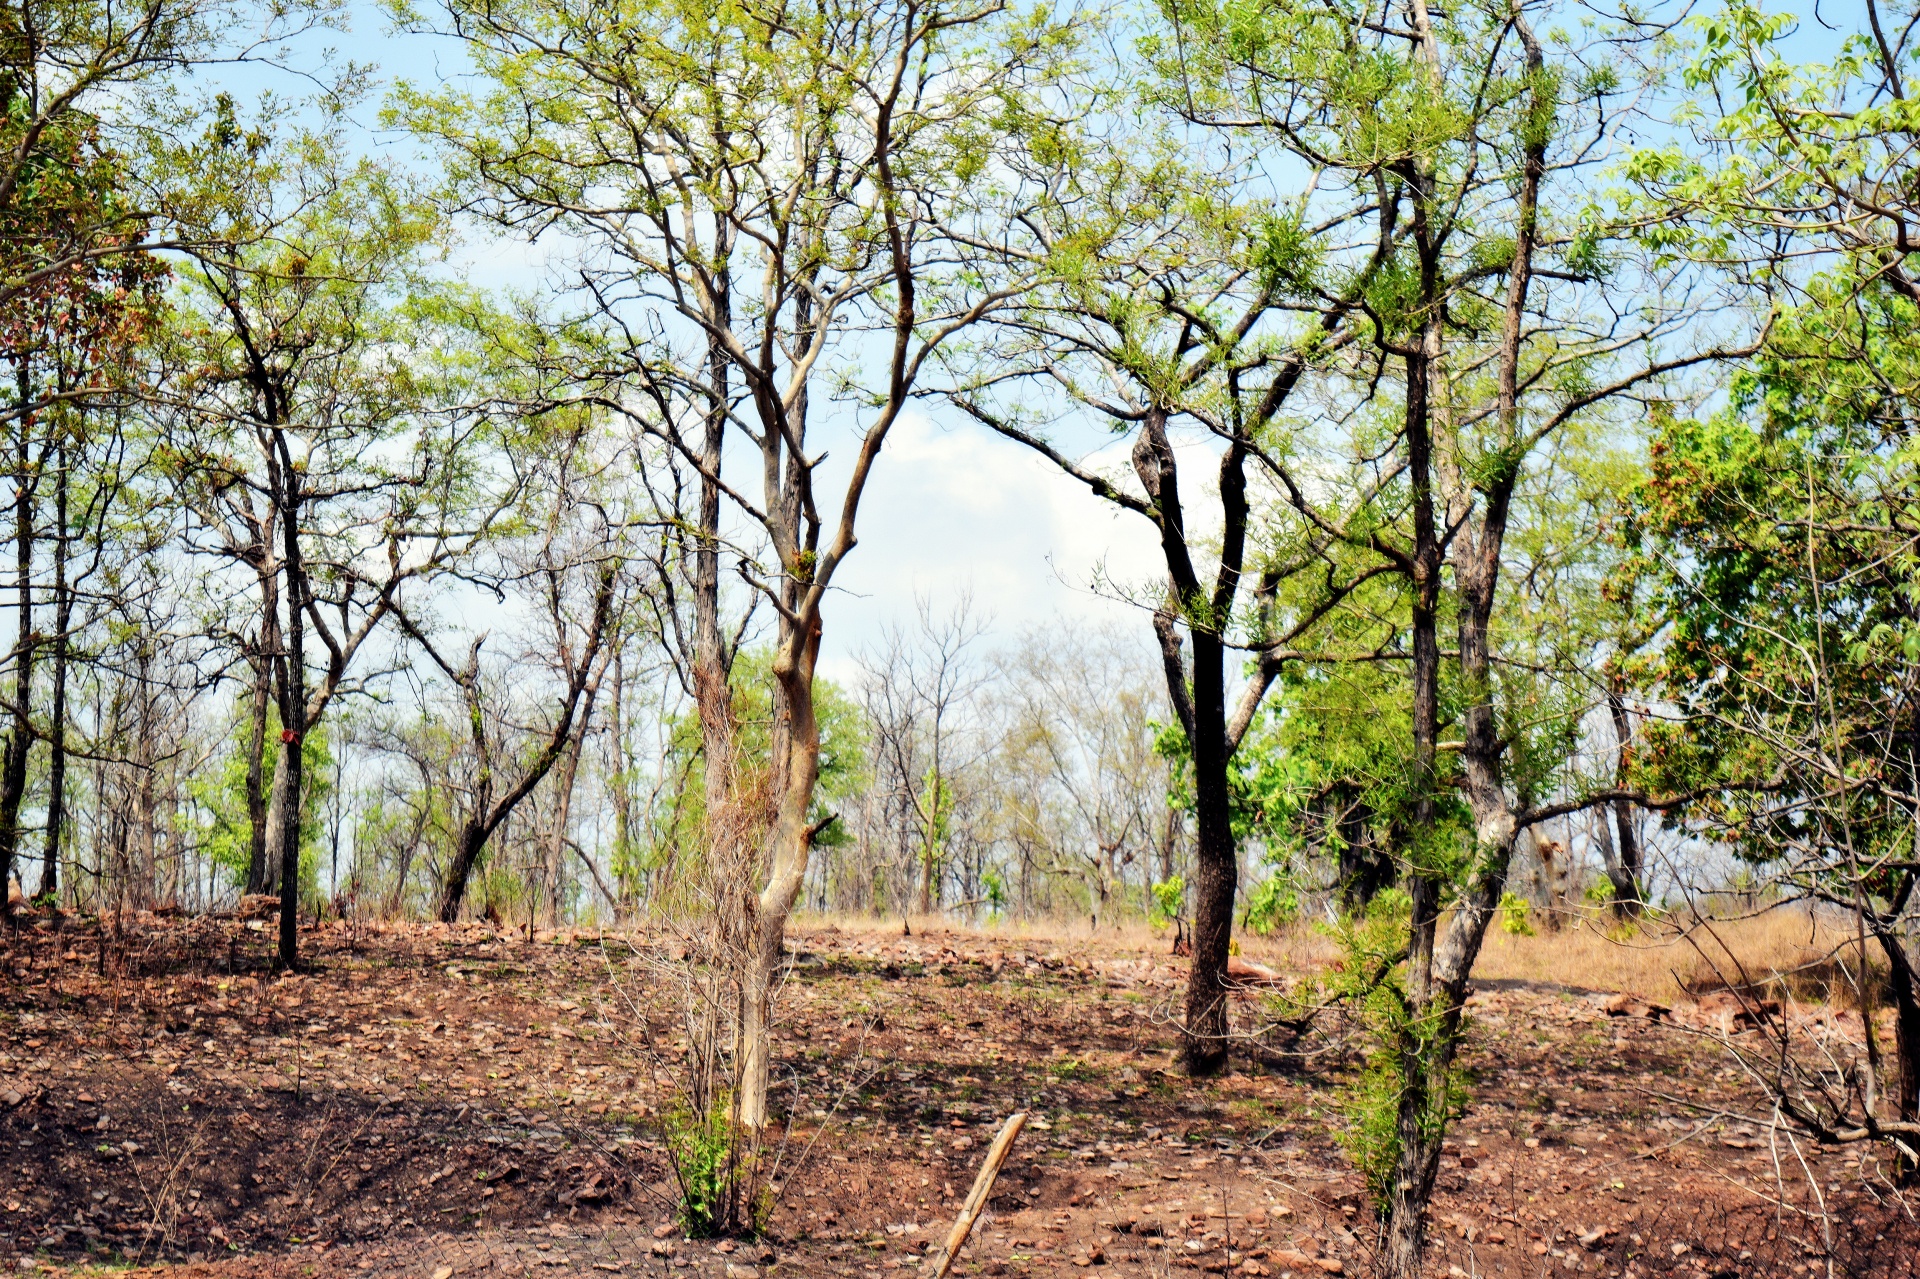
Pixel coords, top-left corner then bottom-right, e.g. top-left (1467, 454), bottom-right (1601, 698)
top-left (0, 913), bottom-right (1913, 1279)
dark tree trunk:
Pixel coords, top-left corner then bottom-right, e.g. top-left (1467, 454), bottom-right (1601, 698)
top-left (0, 388), bottom-right (36, 913)
top-left (1383, 297), bottom-right (1447, 1279)
top-left (440, 821), bottom-right (488, 924)
top-left (1879, 923), bottom-right (1920, 1124)
top-left (274, 451), bottom-right (306, 971)
top-left (433, 569), bottom-right (614, 923)
top-left (1183, 625), bottom-right (1236, 1074)
top-left (1131, 401), bottom-right (1245, 1076)
top-left (1333, 790), bottom-right (1391, 908)
top-left (1605, 690), bottom-right (1644, 916)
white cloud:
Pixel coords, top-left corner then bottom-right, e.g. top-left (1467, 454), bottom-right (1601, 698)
top-left (816, 412), bottom-right (1165, 681)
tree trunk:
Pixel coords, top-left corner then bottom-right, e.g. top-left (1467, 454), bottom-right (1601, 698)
top-left (691, 215), bottom-right (738, 904)
top-left (609, 649), bottom-right (637, 912)
top-left (275, 454), bottom-right (307, 971)
top-left (37, 440), bottom-right (68, 903)
top-left (1605, 690), bottom-right (1644, 917)
top-left (261, 747), bottom-right (289, 894)
top-left (1382, 302), bottom-right (1447, 1279)
top-left (1878, 924), bottom-right (1920, 1123)
top-left (440, 821), bottom-right (489, 924)
top-left (432, 571), bottom-right (614, 923)
top-left (0, 395), bottom-right (35, 911)
top-left (737, 623), bottom-right (823, 1131)
top-left (243, 649), bottom-right (274, 895)
top-left (132, 657), bottom-right (157, 910)
top-left (542, 682), bottom-right (598, 924)
top-left (1183, 625), bottom-right (1236, 1075)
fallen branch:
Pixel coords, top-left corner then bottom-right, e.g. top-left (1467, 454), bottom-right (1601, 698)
top-left (924, 1111), bottom-right (1027, 1279)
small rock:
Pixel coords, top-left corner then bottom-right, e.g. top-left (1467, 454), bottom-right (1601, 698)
top-left (433, 1267), bottom-right (455, 1279)
top-left (725, 1266), bottom-right (758, 1279)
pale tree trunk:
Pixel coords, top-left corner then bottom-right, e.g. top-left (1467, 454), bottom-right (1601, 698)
top-left (542, 679), bottom-right (600, 923)
top-left (37, 438), bottom-right (68, 902)
top-left (261, 721), bottom-right (289, 894)
top-left (608, 650), bottom-right (637, 912)
top-left (737, 623), bottom-right (822, 1131)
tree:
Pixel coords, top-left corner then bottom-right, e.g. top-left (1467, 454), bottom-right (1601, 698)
top-left (392, 0), bottom-right (1074, 1129)
top-left (964, 0), bottom-right (1749, 1265)
top-left (949, 60), bottom-right (1393, 1074)
top-left (1621, 339), bottom-right (1920, 1144)
top-left (858, 598), bottom-right (990, 917)
top-left (0, 134), bottom-right (161, 906)
top-left (1613, 0), bottom-right (1920, 1152)
top-left (158, 108), bottom-right (512, 965)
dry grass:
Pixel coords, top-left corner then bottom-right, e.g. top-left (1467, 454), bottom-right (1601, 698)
top-left (1471, 904), bottom-right (1879, 1004)
top-left (793, 903), bottom-right (1879, 1007)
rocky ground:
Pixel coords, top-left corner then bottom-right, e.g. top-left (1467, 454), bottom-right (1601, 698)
top-left (0, 913), bottom-right (1912, 1279)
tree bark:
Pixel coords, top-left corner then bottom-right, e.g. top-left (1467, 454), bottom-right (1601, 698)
top-left (37, 439), bottom-right (68, 903)
top-left (0, 384), bottom-right (35, 911)
top-left (243, 648), bottom-right (274, 895)
top-left (275, 444), bottom-right (307, 971)
top-left (608, 648), bottom-right (637, 912)
top-left (1605, 689), bottom-right (1644, 916)
top-left (1877, 917), bottom-right (1920, 1123)
top-left (434, 569), bottom-right (615, 922)
top-left (542, 688), bottom-right (597, 923)
top-left (737, 617), bottom-right (823, 1131)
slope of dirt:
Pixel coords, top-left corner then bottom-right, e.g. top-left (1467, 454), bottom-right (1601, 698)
top-left (0, 913), bottom-right (1912, 1279)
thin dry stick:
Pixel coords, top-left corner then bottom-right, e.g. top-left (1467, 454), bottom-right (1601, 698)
top-left (924, 1111), bottom-right (1028, 1279)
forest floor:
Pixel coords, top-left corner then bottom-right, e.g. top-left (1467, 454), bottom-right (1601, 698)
top-left (0, 911), bottom-right (1913, 1279)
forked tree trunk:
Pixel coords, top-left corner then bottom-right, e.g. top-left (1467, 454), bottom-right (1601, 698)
top-left (433, 573), bottom-right (614, 923)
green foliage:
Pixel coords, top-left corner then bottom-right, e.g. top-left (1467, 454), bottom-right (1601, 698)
top-left (1617, 279), bottom-right (1920, 894)
top-left (1277, 889), bottom-right (1465, 1211)
top-left (1149, 875), bottom-right (1185, 927)
top-left (981, 869), bottom-right (1009, 921)
top-left (1240, 871), bottom-right (1299, 934)
top-left (184, 712), bottom-right (334, 898)
top-left (1498, 890), bottom-right (1535, 937)
top-left (661, 1098), bottom-right (764, 1237)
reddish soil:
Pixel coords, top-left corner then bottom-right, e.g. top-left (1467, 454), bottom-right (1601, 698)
top-left (0, 914), bottom-right (1911, 1279)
